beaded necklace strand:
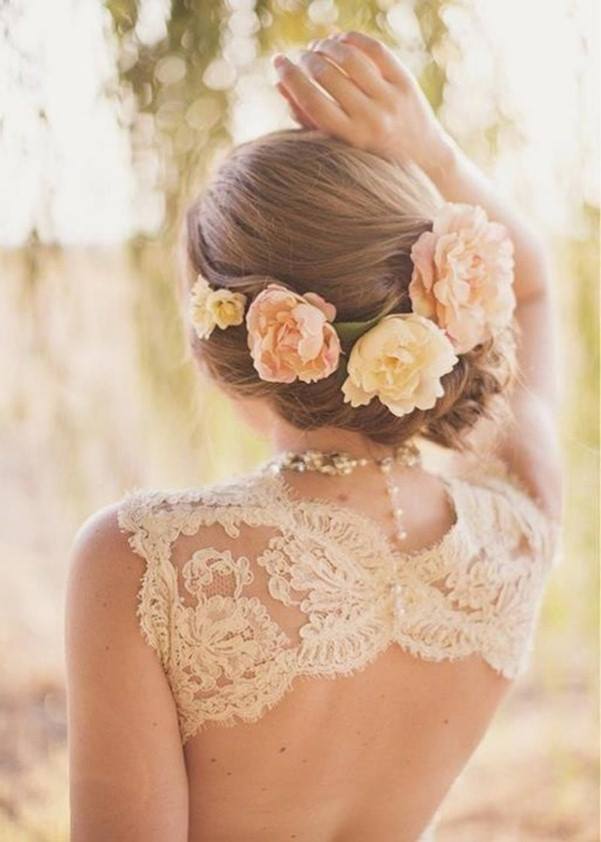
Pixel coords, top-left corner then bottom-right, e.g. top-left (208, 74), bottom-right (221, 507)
top-left (269, 441), bottom-right (421, 546)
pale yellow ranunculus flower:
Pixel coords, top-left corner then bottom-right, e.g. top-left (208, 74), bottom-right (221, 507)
top-left (341, 313), bottom-right (458, 418)
top-left (206, 288), bottom-right (247, 331)
top-left (189, 275), bottom-right (247, 339)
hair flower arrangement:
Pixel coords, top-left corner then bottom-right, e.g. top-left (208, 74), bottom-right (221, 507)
top-left (189, 202), bottom-right (515, 419)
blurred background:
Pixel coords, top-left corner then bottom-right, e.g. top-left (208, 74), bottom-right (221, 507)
top-left (0, 0), bottom-right (598, 840)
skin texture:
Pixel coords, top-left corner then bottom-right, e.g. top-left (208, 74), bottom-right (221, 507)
top-left (65, 503), bottom-right (189, 842)
top-left (65, 32), bottom-right (562, 841)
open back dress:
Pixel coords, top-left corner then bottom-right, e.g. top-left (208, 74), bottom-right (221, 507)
top-left (116, 450), bottom-right (559, 841)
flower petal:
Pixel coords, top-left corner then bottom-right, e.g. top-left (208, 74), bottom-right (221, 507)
top-left (408, 202), bottom-right (515, 353)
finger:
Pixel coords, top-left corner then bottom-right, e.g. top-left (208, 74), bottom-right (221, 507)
top-left (338, 31), bottom-right (415, 88)
top-left (276, 81), bottom-right (317, 128)
top-left (298, 49), bottom-right (376, 120)
top-left (273, 55), bottom-right (351, 137)
top-left (309, 36), bottom-right (394, 102)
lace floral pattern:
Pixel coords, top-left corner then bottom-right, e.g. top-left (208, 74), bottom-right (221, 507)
top-left (117, 460), bottom-right (558, 746)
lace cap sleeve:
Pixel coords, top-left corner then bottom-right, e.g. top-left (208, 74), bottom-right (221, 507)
top-left (114, 472), bottom-right (300, 743)
top-left (116, 488), bottom-right (183, 669)
top-left (450, 451), bottom-right (562, 570)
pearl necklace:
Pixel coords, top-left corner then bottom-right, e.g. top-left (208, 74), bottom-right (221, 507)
top-left (269, 441), bottom-right (421, 545)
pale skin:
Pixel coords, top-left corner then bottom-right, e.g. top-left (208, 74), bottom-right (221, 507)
top-left (65, 32), bottom-right (562, 841)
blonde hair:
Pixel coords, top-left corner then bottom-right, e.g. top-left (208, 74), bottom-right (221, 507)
top-left (183, 128), bottom-right (516, 449)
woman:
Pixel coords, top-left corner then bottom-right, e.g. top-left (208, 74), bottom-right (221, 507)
top-left (65, 31), bottom-right (562, 842)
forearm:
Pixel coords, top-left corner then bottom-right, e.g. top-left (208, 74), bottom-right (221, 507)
top-left (421, 139), bottom-right (553, 305)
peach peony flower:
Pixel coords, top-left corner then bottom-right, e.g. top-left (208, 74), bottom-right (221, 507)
top-left (341, 314), bottom-right (458, 418)
top-left (246, 283), bottom-right (340, 383)
top-left (408, 202), bottom-right (516, 354)
top-left (190, 274), bottom-right (247, 339)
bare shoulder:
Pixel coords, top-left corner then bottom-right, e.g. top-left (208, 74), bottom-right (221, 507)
top-left (71, 501), bottom-right (133, 562)
top-left (66, 502), bottom-right (188, 842)
top-left (65, 502), bottom-right (152, 689)
top-left (67, 502), bottom-right (145, 613)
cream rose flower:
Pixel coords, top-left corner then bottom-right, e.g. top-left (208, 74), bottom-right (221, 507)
top-left (409, 202), bottom-right (516, 354)
top-left (341, 314), bottom-right (458, 418)
top-left (189, 274), bottom-right (247, 339)
top-left (206, 288), bottom-right (247, 330)
top-left (246, 283), bottom-right (340, 383)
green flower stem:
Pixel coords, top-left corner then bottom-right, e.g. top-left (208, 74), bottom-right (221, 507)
top-left (333, 314), bottom-right (384, 343)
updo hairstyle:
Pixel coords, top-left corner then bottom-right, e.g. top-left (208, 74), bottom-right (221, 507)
top-left (183, 129), bottom-right (516, 449)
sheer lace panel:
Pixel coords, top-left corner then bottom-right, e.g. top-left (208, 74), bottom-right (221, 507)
top-left (117, 460), bottom-right (558, 745)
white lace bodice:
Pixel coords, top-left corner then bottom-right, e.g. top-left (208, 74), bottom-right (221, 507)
top-left (117, 456), bottom-right (559, 747)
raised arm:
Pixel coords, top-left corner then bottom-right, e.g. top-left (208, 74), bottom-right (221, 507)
top-left (273, 31), bottom-right (562, 517)
top-left (417, 135), bottom-right (561, 514)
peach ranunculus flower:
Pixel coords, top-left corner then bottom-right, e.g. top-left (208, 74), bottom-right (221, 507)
top-left (190, 274), bottom-right (247, 339)
top-left (408, 202), bottom-right (516, 354)
top-left (341, 314), bottom-right (458, 418)
top-left (246, 283), bottom-right (341, 383)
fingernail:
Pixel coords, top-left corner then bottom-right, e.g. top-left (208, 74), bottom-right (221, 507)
top-left (272, 54), bottom-right (287, 69)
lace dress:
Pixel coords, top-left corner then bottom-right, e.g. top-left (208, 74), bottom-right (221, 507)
top-left (117, 455), bottom-right (559, 841)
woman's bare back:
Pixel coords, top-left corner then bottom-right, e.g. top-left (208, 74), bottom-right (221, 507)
top-left (184, 643), bottom-right (508, 841)
top-left (116, 450), bottom-right (557, 841)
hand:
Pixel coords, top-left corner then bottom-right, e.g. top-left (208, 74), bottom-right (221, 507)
top-left (273, 31), bottom-right (455, 176)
